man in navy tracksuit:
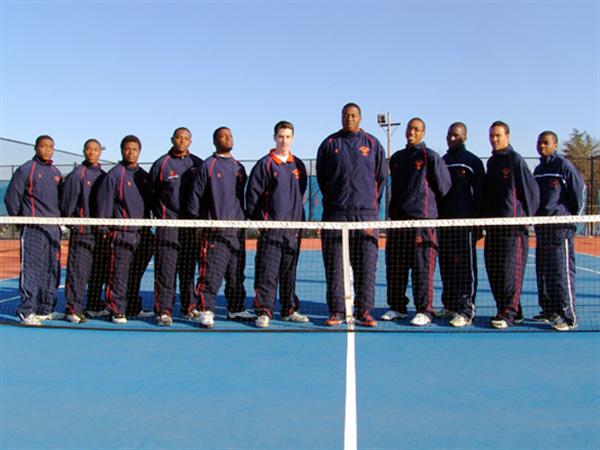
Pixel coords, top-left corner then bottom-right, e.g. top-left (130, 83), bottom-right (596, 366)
top-left (316, 103), bottom-right (387, 327)
top-left (96, 135), bottom-right (153, 324)
top-left (383, 118), bottom-right (452, 326)
top-left (4, 135), bottom-right (62, 326)
top-left (61, 138), bottom-right (109, 323)
top-left (483, 121), bottom-right (540, 329)
top-left (151, 127), bottom-right (203, 326)
top-left (246, 121), bottom-right (309, 328)
top-left (438, 122), bottom-right (485, 327)
top-left (188, 127), bottom-right (255, 328)
top-left (533, 131), bottom-right (585, 331)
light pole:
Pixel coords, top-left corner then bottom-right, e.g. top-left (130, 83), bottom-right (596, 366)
top-left (377, 113), bottom-right (401, 219)
top-left (377, 112), bottom-right (401, 159)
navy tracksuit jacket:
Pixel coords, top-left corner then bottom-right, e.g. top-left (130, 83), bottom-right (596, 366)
top-left (438, 145), bottom-right (485, 319)
top-left (483, 145), bottom-right (540, 323)
top-left (61, 162), bottom-right (109, 314)
top-left (246, 150), bottom-right (307, 318)
top-left (386, 143), bottom-right (452, 317)
top-left (534, 152), bottom-right (585, 325)
top-left (96, 162), bottom-right (153, 316)
top-left (188, 153), bottom-right (247, 313)
top-left (316, 129), bottom-right (387, 317)
top-left (151, 150), bottom-right (203, 316)
top-left (4, 156), bottom-right (62, 318)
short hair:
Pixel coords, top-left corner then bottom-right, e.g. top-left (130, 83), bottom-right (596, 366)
top-left (35, 135), bottom-right (54, 148)
top-left (83, 138), bottom-right (102, 150)
top-left (342, 103), bottom-right (362, 115)
top-left (538, 130), bottom-right (558, 143)
top-left (448, 122), bottom-right (467, 134)
top-left (120, 134), bottom-right (142, 151)
top-left (408, 117), bottom-right (426, 130)
top-left (274, 120), bottom-right (294, 135)
top-left (213, 126), bottom-right (230, 141)
top-left (490, 121), bottom-right (510, 135)
top-left (172, 127), bottom-right (191, 138)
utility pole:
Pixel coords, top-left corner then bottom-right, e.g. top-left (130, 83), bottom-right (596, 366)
top-left (377, 113), bottom-right (401, 219)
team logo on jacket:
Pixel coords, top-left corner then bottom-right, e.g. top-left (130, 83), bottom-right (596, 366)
top-left (359, 146), bottom-right (370, 157)
top-left (38, 173), bottom-right (42, 178)
top-left (292, 169), bottom-right (301, 180)
top-left (273, 171), bottom-right (278, 177)
top-left (54, 176), bottom-right (61, 184)
top-left (127, 181), bottom-right (132, 187)
top-left (87, 180), bottom-right (91, 186)
top-left (334, 148), bottom-right (340, 155)
top-left (217, 172), bottom-right (222, 178)
top-left (549, 179), bottom-right (559, 189)
top-left (502, 167), bottom-right (511, 179)
top-left (458, 168), bottom-right (467, 178)
top-left (414, 160), bottom-right (424, 170)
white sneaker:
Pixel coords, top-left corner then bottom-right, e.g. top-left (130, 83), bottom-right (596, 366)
top-left (410, 313), bottom-right (432, 326)
top-left (282, 311), bottom-right (310, 323)
top-left (132, 310), bottom-right (154, 318)
top-left (449, 314), bottom-right (471, 328)
top-left (66, 312), bottom-right (88, 324)
top-left (435, 308), bottom-right (454, 318)
top-left (157, 313), bottom-right (173, 326)
top-left (20, 313), bottom-right (41, 326)
top-left (227, 310), bottom-right (256, 321)
top-left (86, 309), bottom-right (110, 318)
top-left (380, 309), bottom-right (408, 321)
top-left (255, 315), bottom-right (270, 328)
top-left (200, 311), bottom-right (215, 328)
top-left (36, 312), bottom-right (64, 321)
top-left (490, 317), bottom-right (508, 329)
top-left (111, 314), bottom-right (127, 324)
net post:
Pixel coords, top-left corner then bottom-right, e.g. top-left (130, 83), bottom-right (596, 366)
top-left (341, 224), bottom-right (354, 325)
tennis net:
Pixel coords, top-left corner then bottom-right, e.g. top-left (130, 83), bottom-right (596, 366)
top-left (0, 215), bottom-right (598, 332)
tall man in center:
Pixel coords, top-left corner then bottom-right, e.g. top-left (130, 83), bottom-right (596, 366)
top-left (316, 103), bottom-right (387, 327)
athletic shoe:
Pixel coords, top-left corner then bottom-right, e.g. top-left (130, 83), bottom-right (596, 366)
top-left (324, 313), bottom-right (344, 326)
top-left (490, 316), bottom-right (509, 329)
top-left (227, 310), bottom-right (256, 321)
top-left (157, 313), bottom-right (173, 327)
top-left (356, 312), bottom-right (378, 327)
top-left (281, 311), bottom-right (310, 323)
top-left (36, 312), bottom-right (64, 321)
top-left (186, 308), bottom-right (201, 321)
top-left (410, 313), bottom-right (432, 326)
top-left (380, 309), bottom-right (408, 321)
top-left (514, 312), bottom-right (524, 325)
top-left (132, 310), bottom-right (154, 319)
top-left (112, 314), bottom-right (127, 324)
top-left (255, 314), bottom-right (270, 328)
top-left (552, 316), bottom-right (578, 332)
top-left (532, 311), bottom-right (554, 323)
top-left (449, 314), bottom-right (471, 328)
top-left (200, 311), bottom-right (215, 328)
top-left (86, 309), bottom-right (110, 318)
top-left (66, 312), bottom-right (88, 324)
top-left (435, 308), bottom-right (454, 318)
top-left (20, 313), bottom-right (41, 326)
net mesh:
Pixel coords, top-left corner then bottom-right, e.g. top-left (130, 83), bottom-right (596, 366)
top-left (0, 215), bottom-right (598, 332)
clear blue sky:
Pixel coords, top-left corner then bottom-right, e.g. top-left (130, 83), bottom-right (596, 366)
top-left (1, 0), bottom-right (598, 164)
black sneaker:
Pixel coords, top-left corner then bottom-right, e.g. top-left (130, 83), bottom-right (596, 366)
top-left (532, 311), bottom-right (554, 323)
top-left (66, 312), bottom-right (88, 324)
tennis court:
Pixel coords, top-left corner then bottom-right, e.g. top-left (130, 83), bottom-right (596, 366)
top-left (1, 234), bottom-right (599, 449)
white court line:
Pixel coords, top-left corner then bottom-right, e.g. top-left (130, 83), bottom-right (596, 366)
top-left (527, 253), bottom-right (600, 275)
top-left (344, 326), bottom-right (357, 450)
top-left (0, 296), bottom-right (19, 304)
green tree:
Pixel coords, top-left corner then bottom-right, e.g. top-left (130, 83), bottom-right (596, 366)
top-left (562, 129), bottom-right (599, 215)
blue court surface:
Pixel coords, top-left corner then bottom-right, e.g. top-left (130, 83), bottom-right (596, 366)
top-left (1, 248), bottom-right (599, 449)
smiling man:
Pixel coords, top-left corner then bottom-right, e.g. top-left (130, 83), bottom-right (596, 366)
top-left (383, 117), bottom-right (451, 327)
top-left (483, 121), bottom-right (539, 329)
top-left (316, 103), bottom-right (387, 327)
